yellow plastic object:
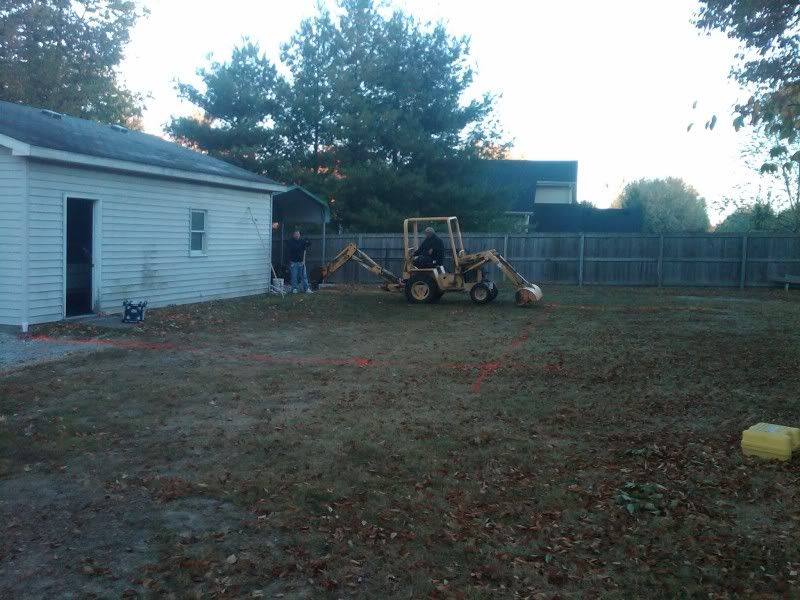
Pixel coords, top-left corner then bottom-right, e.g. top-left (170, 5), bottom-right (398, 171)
top-left (741, 423), bottom-right (800, 461)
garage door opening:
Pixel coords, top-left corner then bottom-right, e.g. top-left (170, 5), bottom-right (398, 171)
top-left (66, 198), bottom-right (94, 317)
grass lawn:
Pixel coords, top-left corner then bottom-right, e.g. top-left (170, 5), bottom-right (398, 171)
top-left (2, 284), bottom-right (800, 598)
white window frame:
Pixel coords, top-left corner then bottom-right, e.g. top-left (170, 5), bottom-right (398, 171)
top-left (189, 209), bottom-right (207, 256)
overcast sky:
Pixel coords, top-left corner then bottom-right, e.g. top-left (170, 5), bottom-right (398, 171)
top-left (122, 0), bottom-right (754, 220)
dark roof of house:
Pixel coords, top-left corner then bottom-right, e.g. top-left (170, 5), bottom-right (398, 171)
top-left (0, 101), bottom-right (279, 187)
top-left (478, 160), bottom-right (578, 212)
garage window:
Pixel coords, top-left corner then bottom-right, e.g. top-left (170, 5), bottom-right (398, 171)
top-left (535, 184), bottom-right (573, 204)
top-left (190, 209), bottom-right (207, 255)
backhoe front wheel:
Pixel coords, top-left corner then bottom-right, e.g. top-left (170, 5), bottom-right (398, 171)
top-left (470, 282), bottom-right (493, 305)
top-left (404, 274), bottom-right (439, 304)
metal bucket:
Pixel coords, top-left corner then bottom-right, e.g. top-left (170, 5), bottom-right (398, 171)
top-left (515, 285), bottom-right (543, 306)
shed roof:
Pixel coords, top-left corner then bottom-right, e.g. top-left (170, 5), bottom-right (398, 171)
top-left (478, 160), bottom-right (578, 212)
top-left (273, 185), bottom-right (331, 223)
top-left (0, 101), bottom-right (281, 190)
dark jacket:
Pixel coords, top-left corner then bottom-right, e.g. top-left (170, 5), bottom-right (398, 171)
top-left (286, 238), bottom-right (310, 263)
top-left (414, 234), bottom-right (445, 264)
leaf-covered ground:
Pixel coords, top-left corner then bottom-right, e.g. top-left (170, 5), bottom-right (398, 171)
top-left (2, 285), bottom-right (800, 598)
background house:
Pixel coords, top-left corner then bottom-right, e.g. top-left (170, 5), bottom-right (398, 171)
top-left (478, 160), bottom-right (578, 227)
top-left (478, 159), bottom-right (641, 232)
top-left (0, 101), bottom-right (284, 331)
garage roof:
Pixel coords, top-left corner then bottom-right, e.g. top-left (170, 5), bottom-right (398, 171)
top-left (0, 101), bottom-right (282, 190)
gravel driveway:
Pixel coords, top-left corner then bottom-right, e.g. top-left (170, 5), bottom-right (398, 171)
top-left (0, 331), bottom-right (100, 371)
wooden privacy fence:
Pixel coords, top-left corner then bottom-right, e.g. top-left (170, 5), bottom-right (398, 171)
top-left (273, 233), bottom-right (800, 288)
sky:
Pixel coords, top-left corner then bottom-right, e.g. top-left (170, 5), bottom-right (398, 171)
top-left (122, 0), bottom-right (757, 221)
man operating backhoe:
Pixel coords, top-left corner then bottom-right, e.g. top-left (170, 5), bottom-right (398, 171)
top-left (413, 226), bottom-right (445, 268)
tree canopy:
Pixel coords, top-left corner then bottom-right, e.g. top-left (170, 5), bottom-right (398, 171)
top-left (0, 0), bottom-right (146, 126)
top-left (614, 178), bottom-right (710, 233)
top-left (166, 41), bottom-right (288, 175)
top-left (696, 1), bottom-right (799, 145)
top-left (715, 202), bottom-right (798, 232)
top-left (711, 127), bottom-right (800, 233)
top-left (168, 0), bottom-right (510, 232)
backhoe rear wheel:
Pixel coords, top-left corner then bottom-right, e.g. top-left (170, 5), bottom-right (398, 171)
top-left (470, 282), bottom-right (492, 305)
top-left (404, 273), bottom-right (439, 304)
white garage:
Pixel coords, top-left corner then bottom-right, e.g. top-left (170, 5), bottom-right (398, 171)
top-left (0, 101), bottom-right (285, 331)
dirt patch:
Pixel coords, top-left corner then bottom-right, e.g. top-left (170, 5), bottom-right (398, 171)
top-left (0, 473), bottom-right (256, 598)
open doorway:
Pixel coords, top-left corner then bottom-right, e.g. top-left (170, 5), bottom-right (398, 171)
top-left (66, 198), bottom-right (94, 317)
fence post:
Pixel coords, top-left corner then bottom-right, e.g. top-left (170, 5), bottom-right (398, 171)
top-left (321, 222), bottom-right (326, 267)
top-left (657, 235), bottom-right (664, 287)
top-left (502, 234), bottom-right (509, 281)
top-left (279, 222), bottom-right (285, 265)
top-left (356, 234), bottom-right (363, 284)
top-left (578, 234), bottom-right (585, 286)
top-left (739, 235), bottom-right (748, 289)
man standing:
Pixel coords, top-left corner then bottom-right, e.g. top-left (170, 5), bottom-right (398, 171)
top-left (413, 226), bottom-right (445, 268)
top-left (286, 230), bottom-right (312, 294)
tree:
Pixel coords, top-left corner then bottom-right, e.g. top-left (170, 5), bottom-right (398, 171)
top-left (308, 0), bottom-right (509, 230)
top-left (716, 128), bottom-right (800, 232)
top-left (758, 137), bottom-right (800, 232)
top-left (325, 1), bottom-right (499, 166)
top-left (695, 1), bottom-right (799, 144)
top-left (280, 7), bottom-right (338, 171)
top-left (715, 202), bottom-right (778, 232)
top-left (169, 0), bottom-right (511, 231)
top-left (0, 0), bottom-right (146, 126)
top-left (614, 178), bottom-right (710, 233)
top-left (167, 41), bottom-right (289, 174)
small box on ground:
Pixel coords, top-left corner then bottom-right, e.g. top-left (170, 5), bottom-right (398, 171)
top-left (741, 423), bottom-right (800, 461)
top-left (122, 299), bottom-right (147, 323)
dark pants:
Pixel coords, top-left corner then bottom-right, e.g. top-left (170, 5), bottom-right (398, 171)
top-left (413, 256), bottom-right (437, 268)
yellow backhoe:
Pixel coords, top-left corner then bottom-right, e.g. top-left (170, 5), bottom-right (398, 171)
top-left (310, 217), bottom-right (543, 306)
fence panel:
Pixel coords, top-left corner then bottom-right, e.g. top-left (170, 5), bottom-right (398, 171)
top-left (506, 234), bottom-right (580, 284)
top-left (277, 232), bottom-right (800, 288)
top-left (583, 234), bottom-right (659, 285)
top-left (661, 234), bottom-right (744, 287)
top-left (745, 235), bottom-right (800, 286)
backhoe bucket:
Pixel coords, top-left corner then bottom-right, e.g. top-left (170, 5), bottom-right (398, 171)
top-left (308, 267), bottom-right (327, 287)
top-left (308, 266), bottom-right (326, 287)
top-left (515, 285), bottom-right (543, 306)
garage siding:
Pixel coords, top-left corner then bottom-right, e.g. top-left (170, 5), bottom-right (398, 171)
top-left (25, 160), bottom-right (272, 324)
top-left (0, 147), bottom-right (25, 326)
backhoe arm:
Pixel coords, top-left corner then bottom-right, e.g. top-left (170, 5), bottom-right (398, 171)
top-left (310, 242), bottom-right (403, 288)
top-left (462, 249), bottom-right (543, 305)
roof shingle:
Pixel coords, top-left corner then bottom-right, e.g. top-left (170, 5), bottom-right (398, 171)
top-left (0, 101), bottom-right (279, 187)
